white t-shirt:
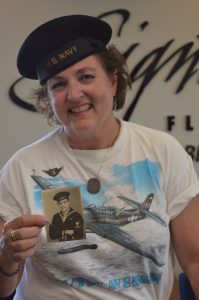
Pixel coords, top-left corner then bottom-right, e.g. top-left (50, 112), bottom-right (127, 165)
top-left (0, 120), bottom-right (199, 300)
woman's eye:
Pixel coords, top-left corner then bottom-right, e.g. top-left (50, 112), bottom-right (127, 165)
top-left (80, 74), bottom-right (95, 82)
top-left (51, 82), bottom-right (66, 90)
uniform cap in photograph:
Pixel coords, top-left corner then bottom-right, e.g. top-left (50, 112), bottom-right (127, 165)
top-left (53, 191), bottom-right (70, 202)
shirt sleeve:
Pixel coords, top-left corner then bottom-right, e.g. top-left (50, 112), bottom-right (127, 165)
top-left (160, 133), bottom-right (199, 219)
top-left (0, 155), bottom-right (30, 222)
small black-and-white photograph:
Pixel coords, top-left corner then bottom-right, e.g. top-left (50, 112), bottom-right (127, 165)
top-left (42, 186), bottom-right (86, 243)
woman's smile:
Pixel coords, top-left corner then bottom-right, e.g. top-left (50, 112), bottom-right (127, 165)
top-left (69, 103), bottom-right (93, 114)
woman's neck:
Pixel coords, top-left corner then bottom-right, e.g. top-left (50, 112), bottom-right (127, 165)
top-left (65, 118), bottom-right (121, 150)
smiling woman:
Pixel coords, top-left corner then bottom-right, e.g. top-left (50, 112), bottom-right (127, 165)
top-left (45, 53), bottom-right (120, 149)
top-left (1, 14), bottom-right (199, 300)
top-left (34, 44), bottom-right (130, 128)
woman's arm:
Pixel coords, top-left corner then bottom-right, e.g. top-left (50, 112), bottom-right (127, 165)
top-left (0, 215), bottom-right (49, 297)
top-left (0, 218), bottom-right (24, 297)
top-left (170, 194), bottom-right (199, 299)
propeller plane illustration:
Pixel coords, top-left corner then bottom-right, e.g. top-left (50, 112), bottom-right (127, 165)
top-left (31, 173), bottom-right (166, 267)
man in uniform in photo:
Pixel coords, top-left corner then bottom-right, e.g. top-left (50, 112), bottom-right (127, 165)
top-left (49, 191), bottom-right (84, 241)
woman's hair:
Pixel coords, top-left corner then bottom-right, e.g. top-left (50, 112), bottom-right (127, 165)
top-left (33, 44), bottom-right (131, 125)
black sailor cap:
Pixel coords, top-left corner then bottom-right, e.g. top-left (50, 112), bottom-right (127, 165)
top-left (17, 15), bottom-right (112, 85)
top-left (53, 191), bottom-right (70, 202)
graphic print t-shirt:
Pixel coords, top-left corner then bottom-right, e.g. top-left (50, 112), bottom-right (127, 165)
top-left (0, 120), bottom-right (199, 300)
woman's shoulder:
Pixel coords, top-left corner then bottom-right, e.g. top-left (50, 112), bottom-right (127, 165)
top-left (2, 127), bottom-right (63, 169)
top-left (122, 120), bottom-right (179, 143)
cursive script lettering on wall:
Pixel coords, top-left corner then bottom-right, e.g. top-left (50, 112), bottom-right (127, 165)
top-left (9, 9), bottom-right (199, 120)
top-left (98, 10), bottom-right (199, 121)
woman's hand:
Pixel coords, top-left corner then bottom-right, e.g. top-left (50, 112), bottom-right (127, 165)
top-left (0, 215), bottom-right (50, 262)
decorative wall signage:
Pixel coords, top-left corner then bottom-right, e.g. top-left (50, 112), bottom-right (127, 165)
top-left (8, 9), bottom-right (199, 163)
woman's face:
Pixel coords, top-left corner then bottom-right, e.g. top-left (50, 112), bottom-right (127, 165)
top-left (47, 54), bottom-right (117, 141)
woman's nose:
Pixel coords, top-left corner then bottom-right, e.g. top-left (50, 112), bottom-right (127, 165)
top-left (66, 81), bottom-right (83, 100)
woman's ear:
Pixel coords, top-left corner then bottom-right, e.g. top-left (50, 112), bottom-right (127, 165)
top-left (113, 70), bottom-right (118, 83)
top-left (111, 70), bottom-right (118, 93)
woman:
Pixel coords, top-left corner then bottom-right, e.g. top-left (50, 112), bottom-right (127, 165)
top-left (0, 15), bottom-right (199, 300)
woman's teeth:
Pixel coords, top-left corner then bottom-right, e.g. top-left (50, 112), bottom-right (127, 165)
top-left (70, 103), bottom-right (92, 113)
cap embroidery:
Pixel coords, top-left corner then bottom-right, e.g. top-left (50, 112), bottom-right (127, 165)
top-left (46, 45), bottom-right (78, 68)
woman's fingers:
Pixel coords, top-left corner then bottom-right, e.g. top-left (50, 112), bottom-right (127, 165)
top-left (1, 215), bottom-right (50, 261)
top-left (5, 215), bottom-right (50, 231)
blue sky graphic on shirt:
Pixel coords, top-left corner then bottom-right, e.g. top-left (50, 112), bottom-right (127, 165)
top-left (32, 159), bottom-right (161, 211)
